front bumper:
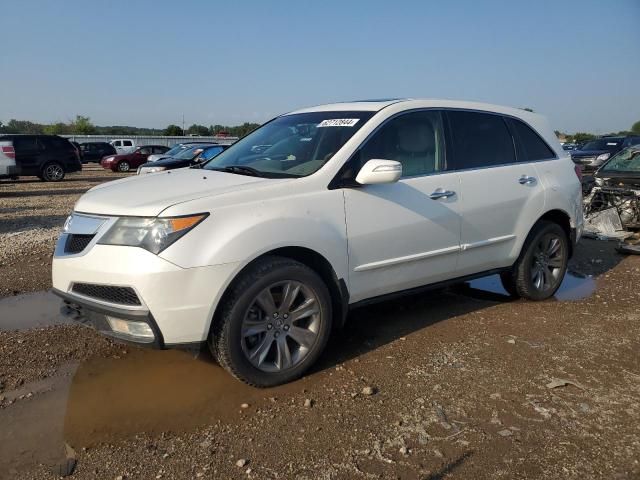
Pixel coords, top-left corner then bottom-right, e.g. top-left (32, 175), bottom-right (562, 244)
top-left (52, 242), bottom-right (241, 345)
top-left (54, 288), bottom-right (165, 347)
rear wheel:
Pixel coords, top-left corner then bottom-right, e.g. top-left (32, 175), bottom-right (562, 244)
top-left (41, 162), bottom-right (65, 182)
top-left (210, 256), bottom-right (332, 387)
top-left (117, 161), bottom-right (131, 172)
top-left (500, 221), bottom-right (569, 300)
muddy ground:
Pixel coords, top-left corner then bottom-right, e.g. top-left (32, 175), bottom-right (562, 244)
top-left (0, 169), bottom-right (639, 479)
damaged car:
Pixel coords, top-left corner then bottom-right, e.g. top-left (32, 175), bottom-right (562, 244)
top-left (583, 145), bottom-right (640, 252)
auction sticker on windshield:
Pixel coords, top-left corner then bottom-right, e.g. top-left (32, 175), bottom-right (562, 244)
top-left (318, 119), bottom-right (360, 127)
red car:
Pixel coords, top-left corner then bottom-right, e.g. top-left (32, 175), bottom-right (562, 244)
top-left (100, 145), bottom-right (170, 172)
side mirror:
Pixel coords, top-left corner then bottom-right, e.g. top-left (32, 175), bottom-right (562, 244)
top-left (355, 159), bottom-right (402, 185)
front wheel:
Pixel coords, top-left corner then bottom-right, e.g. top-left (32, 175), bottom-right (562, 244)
top-left (500, 221), bottom-right (569, 301)
top-left (210, 256), bottom-right (332, 387)
top-left (117, 161), bottom-right (131, 172)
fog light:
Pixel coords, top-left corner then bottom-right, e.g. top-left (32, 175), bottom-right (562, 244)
top-left (106, 316), bottom-right (154, 342)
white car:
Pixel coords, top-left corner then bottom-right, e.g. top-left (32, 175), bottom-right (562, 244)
top-left (52, 99), bottom-right (583, 386)
top-left (110, 139), bottom-right (136, 154)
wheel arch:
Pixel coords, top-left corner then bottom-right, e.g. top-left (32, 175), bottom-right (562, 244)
top-left (534, 209), bottom-right (573, 257)
top-left (208, 246), bottom-right (349, 341)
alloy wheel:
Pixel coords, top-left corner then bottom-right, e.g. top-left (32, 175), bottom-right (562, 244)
top-left (44, 163), bottom-right (64, 181)
top-left (241, 280), bottom-right (321, 373)
top-left (118, 161), bottom-right (130, 172)
top-left (531, 232), bottom-right (565, 292)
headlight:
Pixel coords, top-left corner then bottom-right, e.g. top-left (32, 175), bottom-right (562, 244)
top-left (103, 156), bottom-right (114, 162)
top-left (595, 153), bottom-right (610, 162)
top-left (139, 166), bottom-right (166, 174)
top-left (98, 214), bottom-right (207, 254)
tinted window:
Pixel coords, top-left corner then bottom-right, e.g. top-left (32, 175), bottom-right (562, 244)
top-left (447, 111), bottom-right (515, 169)
top-left (13, 137), bottom-right (39, 152)
top-left (580, 139), bottom-right (622, 151)
top-left (201, 146), bottom-right (224, 160)
top-left (358, 110), bottom-right (445, 177)
top-left (113, 141), bottom-right (121, 146)
top-left (510, 119), bottom-right (555, 161)
top-left (123, 140), bottom-right (133, 147)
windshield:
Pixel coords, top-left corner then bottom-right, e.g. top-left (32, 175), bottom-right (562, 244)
top-left (600, 147), bottom-right (640, 173)
top-left (174, 145), bottom-right (208, 160)
top-left (580, 139), bottom-right (622, 151)
top-left (163, 144), bottom-right (188, 156)
top-left (203, 111), bottom-right (374, 177)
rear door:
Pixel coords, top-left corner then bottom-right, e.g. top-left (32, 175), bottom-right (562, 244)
top-left (445, 110), bottom-right (546, 275)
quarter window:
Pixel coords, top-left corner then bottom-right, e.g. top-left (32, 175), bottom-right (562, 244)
top-left (358, 110), bottom-right (445, 177)
top-left (447, 111), bottom-right (515, 169)
top-left (509, 118), bottom-right (555, 161)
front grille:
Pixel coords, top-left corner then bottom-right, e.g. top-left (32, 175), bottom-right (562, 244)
top-left (65, 234), bottom-right (94, 254)
top-left (72, 283), bottom-right (141, 306)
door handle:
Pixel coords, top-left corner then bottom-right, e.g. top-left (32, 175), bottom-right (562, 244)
top-left (518, 175), bottom-right (537, 185)
top-left (429, 188), bottom-right (456, 200)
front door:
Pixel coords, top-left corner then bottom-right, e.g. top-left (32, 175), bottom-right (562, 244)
top-left (343, 110), bottom-right (462, 303)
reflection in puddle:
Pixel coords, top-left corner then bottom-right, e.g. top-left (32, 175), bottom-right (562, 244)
top-left (0, 290), bottom-right (70, 331)
top-left (466, 271), bottom-right (596, 301)
top-left (64, 349), bottom-right (299, 447)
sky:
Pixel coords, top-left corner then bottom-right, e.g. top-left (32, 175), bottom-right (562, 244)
top-left (1, 0), bottom-right (639, 134)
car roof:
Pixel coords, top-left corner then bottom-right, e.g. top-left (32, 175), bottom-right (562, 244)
top-left (286, 98), bottom-right (545, 120)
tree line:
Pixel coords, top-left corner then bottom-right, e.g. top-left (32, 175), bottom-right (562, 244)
top-left (2, 116), bottom-right (639, 142)
top-left (0, 116), bottom-right (261, 138)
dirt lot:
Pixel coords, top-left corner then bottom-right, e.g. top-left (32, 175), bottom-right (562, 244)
top-left (1, 169), bottom-right (639, 479)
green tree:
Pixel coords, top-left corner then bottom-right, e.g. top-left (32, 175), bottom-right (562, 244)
top-left (631, 121), bottom-right (640, 135)
top-left (4, 119), bottom-right (44, 134)
top-left (71, 115), bottom-right (96, 134)
top-left (164, 124), bottom-right (183, 136)
top-left (187, 124), bottom-right (209, 136)
top-left (573, 132), bottom-right (596, 144)
top-left (44, 122), bottom-right (70, 135)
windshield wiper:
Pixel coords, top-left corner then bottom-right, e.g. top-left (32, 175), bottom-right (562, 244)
top-left (211, 165), bottom-right (263, 177)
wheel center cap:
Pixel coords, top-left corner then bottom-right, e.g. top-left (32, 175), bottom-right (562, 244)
top-left (274, 318), bottom-right (284, 328)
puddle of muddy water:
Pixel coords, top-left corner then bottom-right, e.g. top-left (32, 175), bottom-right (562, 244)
top-left (63, 348), bottom-right (303, 447)
top-left (0, 290), bottom-right (71, 331)
top-left (466, 271), bottom-right (596, 301)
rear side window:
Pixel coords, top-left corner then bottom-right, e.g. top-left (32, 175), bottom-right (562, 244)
top-left (447, 111), bottom-right (515, 169)
top-left (123, 140), bottom-right (133, 147)
top-left (13, 137), bottom-right (39, 152)
top-left (509, 119), bottom-right (555, 161)
top-left (138, 147), bottom-right (151, 154)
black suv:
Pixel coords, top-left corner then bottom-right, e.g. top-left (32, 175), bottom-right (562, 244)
top-left (0, 134), bottom-right (82, 181)
top-left (79, 142), bottom-right (117, 163)
top-left (571, 135), bottom-right (640, 171)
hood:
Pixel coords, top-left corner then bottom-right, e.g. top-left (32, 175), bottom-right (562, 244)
top-left (571, 149), bottom-right (609, 158)
top-left (75, 168), bottom-right (287, 216)
top-left (147, 157), bottom-right (193, 168)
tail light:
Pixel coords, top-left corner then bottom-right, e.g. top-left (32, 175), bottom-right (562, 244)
top-left (1, 145), bottom-right (16, 159)
top-left (574, 164), bottom-right (582, 181)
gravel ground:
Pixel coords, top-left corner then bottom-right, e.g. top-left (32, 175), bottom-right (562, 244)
top-left (0, 166), bottom-right (127, 296)
top-left (1, 169), bottom-right (639, 479)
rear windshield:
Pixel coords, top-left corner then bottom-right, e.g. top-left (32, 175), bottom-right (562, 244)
top-left (600, 147), bottom-right (640, 173)
top-left (580, 139), bottom-right (622, 151)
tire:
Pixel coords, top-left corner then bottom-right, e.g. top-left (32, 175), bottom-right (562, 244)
top-left (210, 256), bottom-right (332, 387)
top-left (41, 162), bottom-right (65, 182)
top-left (117, 161), bottom-right (131, 172)
top-left (500, 221), bottom-right (569, 301)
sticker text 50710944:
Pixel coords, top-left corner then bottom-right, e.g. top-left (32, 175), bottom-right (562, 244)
top-left (317, 119), bottom-right (360, 128)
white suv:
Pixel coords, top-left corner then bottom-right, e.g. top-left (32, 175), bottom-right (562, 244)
top-left (52, 99), bottom-right (583, 386)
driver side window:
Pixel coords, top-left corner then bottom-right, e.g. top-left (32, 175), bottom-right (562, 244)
top-left (359, 110), bottom-right (445, 177)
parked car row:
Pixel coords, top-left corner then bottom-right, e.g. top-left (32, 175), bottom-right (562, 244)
top-left (0, 134), bottom-right (82, 181)
top-left (570, 135), bottom-right (640, 172)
